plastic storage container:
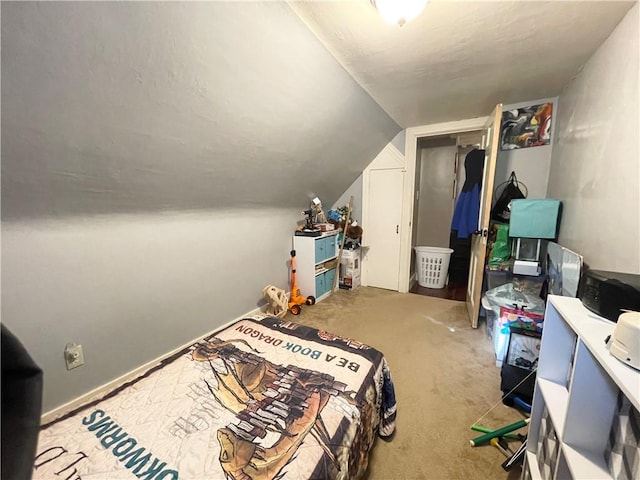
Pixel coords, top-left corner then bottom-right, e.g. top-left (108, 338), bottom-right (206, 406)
top-left (483, 283), bottom-right (546, 366)
top-left (414, 246), bottom-right (453, 289)
top-left (484, 267), bottom-right (547, 297)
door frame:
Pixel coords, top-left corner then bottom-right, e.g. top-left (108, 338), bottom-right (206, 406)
top-left (399, 117), bottom-right (489, 293)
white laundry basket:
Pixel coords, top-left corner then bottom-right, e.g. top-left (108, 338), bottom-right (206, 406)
top-left (414, 246), bottom-right (453, 289)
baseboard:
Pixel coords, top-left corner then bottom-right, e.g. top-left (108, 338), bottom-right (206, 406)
top-left (41, 304), bottom-right (268, 425)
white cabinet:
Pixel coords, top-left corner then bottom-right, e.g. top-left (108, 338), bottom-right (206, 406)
top-left (293, 232), bottom-right (338, 302)
top-left (523, 295), bottom-right (640, 480)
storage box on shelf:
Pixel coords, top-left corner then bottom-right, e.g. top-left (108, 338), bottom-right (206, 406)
top-left (293, 231), bottom-right (338, 302)
top-left (339, 248), bottom-right (361, 290)
top-left (484, 267), bottom-right (546, 296)
top-left (482, 282), bottom-right (546, 367)
top-left (523, 295), bottom-right (640, 480)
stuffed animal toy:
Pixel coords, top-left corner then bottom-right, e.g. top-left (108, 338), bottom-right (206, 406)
top-left (327, 206), bottom-right (363, 239)
top-left (346, 224), bottom-right (363, 239)
top-left (262, 285), bottom-right (288, 318)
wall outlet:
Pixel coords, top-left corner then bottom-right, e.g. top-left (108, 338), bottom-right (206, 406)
top-left (64, 343), bottom-right (84, 370)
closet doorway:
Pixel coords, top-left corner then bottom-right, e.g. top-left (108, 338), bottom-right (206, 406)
top-left (410, 131), bottom-right (483, 302)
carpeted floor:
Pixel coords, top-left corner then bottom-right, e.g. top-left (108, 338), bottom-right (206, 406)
top-left (287, 287), bottom-right (525, 480)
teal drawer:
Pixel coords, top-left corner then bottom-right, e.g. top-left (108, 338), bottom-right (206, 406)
top-left (324, 235), bottom-right (337, 259)
top-left (315, 238), bottom-right (326, 262)
top-left (324, 268), bottom-right (336, 293)
top-left (315, 273), bottom-right (326, 297)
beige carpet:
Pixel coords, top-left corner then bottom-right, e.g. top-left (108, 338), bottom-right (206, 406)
top-left (287, 287), bottom-right (525, 480)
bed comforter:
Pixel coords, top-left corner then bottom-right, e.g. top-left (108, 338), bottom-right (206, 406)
top-left (33, 316), bottom-right (396, 480)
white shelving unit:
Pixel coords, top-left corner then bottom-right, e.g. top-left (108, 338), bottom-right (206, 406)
top-left (523, 295), bottom-right (640, 480)
top-left (293, 231), bottom-right (338, 303)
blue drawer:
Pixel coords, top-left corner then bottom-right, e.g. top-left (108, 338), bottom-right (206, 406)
top-left (324, 236), bottom-right (336, 259)
top-left (315, 273), bottom-right (326, 298)
top-left (324, 268), bottom-right (336, 293)
top-left (315, 238), bottom-right (326, 262)
top-left (315, 235), bottom-right (337, 264)
top-left (315, 268), bottom-right (336, 298)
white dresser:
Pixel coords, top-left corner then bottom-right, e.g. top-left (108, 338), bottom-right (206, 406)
top-left (292, 231), bottom-right (338, 302)
top-left (523, 295), bottom-right (640, 480)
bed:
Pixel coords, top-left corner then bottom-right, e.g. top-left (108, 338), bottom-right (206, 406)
top-left (33, 316), bottom-right (396, 480)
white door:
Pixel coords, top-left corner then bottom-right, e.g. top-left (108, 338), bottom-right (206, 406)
top-left (365, 168), bottom-right (404, 291)
top-left (466, 104), bottom-right (502, 328)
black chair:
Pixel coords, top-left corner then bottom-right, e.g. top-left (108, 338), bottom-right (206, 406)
top-left (2, 324), bottom-right (43, 480)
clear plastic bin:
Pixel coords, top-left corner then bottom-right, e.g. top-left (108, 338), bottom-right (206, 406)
top-left (483, 283), bottom-right (545, 366)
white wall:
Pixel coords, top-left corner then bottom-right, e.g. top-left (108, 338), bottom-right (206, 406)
top-left (547, 4), bottom-right (639, 273)
top-left (495, 97), bottom-right (559, 199)
top-left (2, 209), bottom-right (299, 411)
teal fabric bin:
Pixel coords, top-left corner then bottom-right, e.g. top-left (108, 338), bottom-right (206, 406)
top-left (509, 199), bottom-right (561, 238)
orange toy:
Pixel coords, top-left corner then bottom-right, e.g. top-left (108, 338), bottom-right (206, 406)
top-left (288, 250), bottom-right (315, 315)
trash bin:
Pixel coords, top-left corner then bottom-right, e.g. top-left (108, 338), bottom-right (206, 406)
top-left (414, 246), bottom-right (453, 289)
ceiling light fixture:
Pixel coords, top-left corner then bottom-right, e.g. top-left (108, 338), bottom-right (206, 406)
top-left (370, 0), bottom-right (428, 27)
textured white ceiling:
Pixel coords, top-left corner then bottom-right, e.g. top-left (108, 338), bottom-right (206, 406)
top-left (288, 0), bottom-right (635, 127)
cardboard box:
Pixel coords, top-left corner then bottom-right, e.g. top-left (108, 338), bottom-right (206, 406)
top-left (339, 248), bottom-right (361, 290)
top-left (340, 271), bottom-right (361, 289)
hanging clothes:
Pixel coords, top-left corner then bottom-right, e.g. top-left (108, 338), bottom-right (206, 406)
top-left (448, 148), bottom-right (485, 285)
top-left (450, 148), bottom-right (485, 239)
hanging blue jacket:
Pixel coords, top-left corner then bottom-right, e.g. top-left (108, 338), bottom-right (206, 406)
top-left (451, 149), bottom-right (484, 238)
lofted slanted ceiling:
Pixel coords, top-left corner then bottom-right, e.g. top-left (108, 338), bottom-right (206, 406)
top-left (1, 2), bottom-right (400, 220)
top-left (2, 2), bottom-right (634, 221)
top-left (288, 0), bottom-right (636, 127)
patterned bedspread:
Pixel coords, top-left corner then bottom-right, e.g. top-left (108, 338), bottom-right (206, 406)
top-left (33, 316), bottom-right (397, 480)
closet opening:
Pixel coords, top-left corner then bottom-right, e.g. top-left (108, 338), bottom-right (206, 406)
top-left (410, 130), bottom-right (484, 301)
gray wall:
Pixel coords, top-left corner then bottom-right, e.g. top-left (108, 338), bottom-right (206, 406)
top-left (332, 175), bottom-right (363, 226)
top-left (547, 4), bottom-right (639, 273)
top-left (332, 130), bottom-right (406, 228)
top-left (2, 2), bottom-right (400, 219)
top-left (495, 97), bottom-right (559, 200)
top-left (1, 2), bottom-right (399, 411)
top-left (415, 145), bottom-right (457, 248)
top-left (2, 209), bottom-right (299, 410)
top-left (390, 129), bottom-right (406, 155)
